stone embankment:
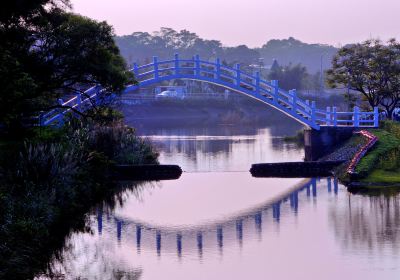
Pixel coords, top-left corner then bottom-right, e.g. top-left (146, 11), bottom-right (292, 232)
top-left (113, 164), bottom-right (182, 180)
top-left (250, 161), bottom-right (345, 178)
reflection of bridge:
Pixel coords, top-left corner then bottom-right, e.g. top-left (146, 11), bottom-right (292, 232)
top-left (96, 177), bottom-right (339, 258)
top-left (42, 55), bottom-right (379, 130)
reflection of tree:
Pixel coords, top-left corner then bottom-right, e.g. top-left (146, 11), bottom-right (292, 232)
top-left (44, 231), bottom-right (143, 280)
top-left (39, 181), bottom-right (155, 279)
top-left (329, 189), bottom-right (400, 256)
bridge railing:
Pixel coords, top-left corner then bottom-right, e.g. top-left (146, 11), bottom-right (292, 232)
top-left (41, 54), bottom-right (380, 129)
top-left (315, 106), bottom-right (378, 127)
top-left (40, 85), bottom-right (103, 126)
top-left (131, 55), bottom-right (316, 126)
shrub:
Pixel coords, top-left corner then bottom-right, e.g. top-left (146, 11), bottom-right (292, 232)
top-left (355, 130), bottom-right (400, 177)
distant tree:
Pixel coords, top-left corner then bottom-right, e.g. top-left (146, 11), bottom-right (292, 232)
top-left (326, 39), bottom-right (400, 118)
top-left (268, 62), bottom-right (309, 91)
top-left (115, 28), bottom-right (259, 69)
top-left (0, 0), bottom-right (133, 128)
top-left (259, 37), bottom-right (337, 73)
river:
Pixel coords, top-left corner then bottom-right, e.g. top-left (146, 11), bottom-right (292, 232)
top-left (41, 118), bottom-right (400, 280)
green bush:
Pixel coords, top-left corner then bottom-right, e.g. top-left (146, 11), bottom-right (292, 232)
top-left (381, 120), bottom-right (400, 139)
top-left (355, 130), bottom-right (400, 177)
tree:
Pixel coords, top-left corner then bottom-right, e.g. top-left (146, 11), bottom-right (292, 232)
top-left (0, 0), bottom-right (133, 129)
top-left (326, 39), bottom-right (400, 118)
top-left (267, 61), bottom-right (309, 91)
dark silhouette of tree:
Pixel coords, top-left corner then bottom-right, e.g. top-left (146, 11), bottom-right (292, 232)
top-left (326, 39), bottom-right (400, 118)
top-left (0, 0), bottom-right (133, 129)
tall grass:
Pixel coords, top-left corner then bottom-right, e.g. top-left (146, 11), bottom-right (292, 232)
top-left (0, 116), bottom-right (159, 279)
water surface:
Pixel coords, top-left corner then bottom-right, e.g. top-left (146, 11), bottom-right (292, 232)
top-left (42, 120), bottom-right (400, 280)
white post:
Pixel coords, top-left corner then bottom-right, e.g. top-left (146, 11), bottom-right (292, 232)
top-left (311, 101), bottom-right (316, 124)
top-left (76, 92), bottom-right (82, 112)
top-left (290, 89), bottom-right (297, 112)
top-left (153, 56), bottom-right (159, 79)
top-left (174, 53), bottom-right (180, 75)
top-left (235, 63), bottom-right (241, 86)
top-left (271, 80), bottom-right (279, 104)
top-left (255, 71), bottom-right (260, 93)
top-left (333, 107), bottom-right (337, 126)
top-left (133, 63), bottom-right (139, 78)
top-left (215, 58), bottom-right (221, 79)
top-left (374, 107), bottom-right (379, 127)
top-left (195, 54), bottom-right (200, 76)
top-left (354, 106), bottom-right (360, 127)
top-left (326, 106), bottom-right (331, 125)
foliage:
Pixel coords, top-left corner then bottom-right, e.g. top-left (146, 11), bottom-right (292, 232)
top-left (117, 31), bottom-right (337, 76)
top-left (0, 0), bottom-right (133, 130)
top-left (381, 120), bottom-right (400, 139)
top-left (355, 129), bottom-right (400, 177)
top-left (267, 61), bottom-right (311, 91)
top-left (86, 124), bottom-right (159, 165)
top-left (326, 39), bottom-right (400, 118)
top-left (361, 169), bottom-right (400, 184)
top-left (0, 121), bottom-right (158, 279)
top-left (116, 27), bottom-right (259, 68)
top-left (258, 37), bottom-right (337, 73)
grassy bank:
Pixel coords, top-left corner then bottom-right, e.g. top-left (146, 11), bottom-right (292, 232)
top-left (337, 121), bottom-right (400, 187)
top-left (0, 114), bottom-right (159, 279)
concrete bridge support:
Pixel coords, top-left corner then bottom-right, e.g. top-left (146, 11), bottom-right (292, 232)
top-left (304, 126), bottom-right (356, 161)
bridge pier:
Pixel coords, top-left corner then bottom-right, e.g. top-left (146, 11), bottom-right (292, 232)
top-left (304, 126), bottom-right (356, 161)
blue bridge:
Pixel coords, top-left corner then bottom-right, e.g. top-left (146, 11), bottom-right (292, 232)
top-left (41, 55), bottom-right (379, 130)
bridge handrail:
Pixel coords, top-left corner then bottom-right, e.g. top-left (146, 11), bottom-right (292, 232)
top-left (41, 54), bottom-right (380, 129)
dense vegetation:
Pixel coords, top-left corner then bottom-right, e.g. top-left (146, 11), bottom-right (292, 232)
top-left (0, 0), bottom-right (133, 131)
top-left (0, 1), bottom-right (159, 279)
top-left (355, 121), bottom-right (400, 183)
top-left (0, 114), bottom-right (159, 279)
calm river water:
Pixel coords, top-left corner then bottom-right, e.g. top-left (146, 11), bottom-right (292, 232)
top-left (43, 119), bottom-right (400, 280)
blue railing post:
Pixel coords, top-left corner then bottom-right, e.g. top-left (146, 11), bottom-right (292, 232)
top-left (290, 89), bottom-right (297, 112)
top-left (235, 63), bottom-right (241, 86)
top-left (76, 92), bottom-right (82, 112)
top-left (133, 63), bottom-right (139, 78)
top-left (255, 71), bottom-right (260, 93)
top-left (326, 106), bottom-right (331, 125)
top-left (271, 80), bottom-right (279, 104)
top-left (374, 107), bottom-right (379, 127)
top-left (195, 54), bottom-right (200, 76)
top-left (175, 53), bottom-right (180, 75)
top-left (215, 58), bottom-right (221, 79)
top-left (153, 56), bottom-right (159, 79)
top-left (333, 107), bottom-right (338, 126)
top-left (311, 101), bottom-right (316, 124)
top-left (354, 106), bottom-right (360, 127)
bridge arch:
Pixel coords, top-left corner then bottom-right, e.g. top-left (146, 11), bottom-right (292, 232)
top-left (41, 55), bottom-right (379, 129)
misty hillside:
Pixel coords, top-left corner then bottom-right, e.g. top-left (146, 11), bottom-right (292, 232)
top-left (115, 28), bottom-right (338, 74)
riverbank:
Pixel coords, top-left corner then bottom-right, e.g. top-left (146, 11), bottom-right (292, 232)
top-left (321, 121), bottom-right (400, 188)
top-left (0, 115), bottom-right (159, 279)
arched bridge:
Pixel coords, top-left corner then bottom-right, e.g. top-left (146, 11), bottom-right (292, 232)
top-left (41, 55), bottom-right (379, 130)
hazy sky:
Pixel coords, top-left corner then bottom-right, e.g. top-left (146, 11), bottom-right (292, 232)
top-left (70, 0), bottom-right (400, 47)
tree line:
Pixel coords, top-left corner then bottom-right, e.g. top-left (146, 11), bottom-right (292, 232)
top-left (115, 28), bottom-right (331, 91)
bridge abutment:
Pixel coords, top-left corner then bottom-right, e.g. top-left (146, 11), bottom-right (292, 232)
top-left (304, 126), bottom-right (356, 161)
